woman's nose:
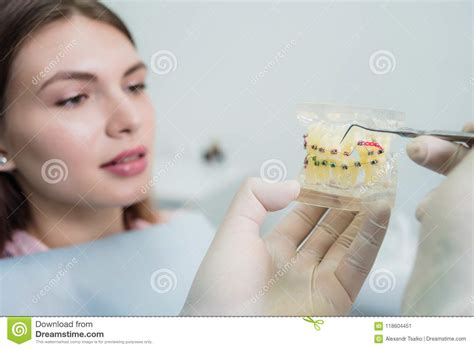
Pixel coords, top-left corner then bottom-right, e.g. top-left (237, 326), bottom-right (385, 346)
top-left (104, 93), bottom-right (142, 138)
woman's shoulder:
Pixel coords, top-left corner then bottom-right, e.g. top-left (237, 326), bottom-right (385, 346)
top-left (1, 230), bottom-right (49, 259)
top-left (155, 209), bottom-right (176, 223)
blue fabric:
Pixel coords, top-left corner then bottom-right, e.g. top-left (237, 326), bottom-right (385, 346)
top-left (0, 211), bottom-right (215, 316)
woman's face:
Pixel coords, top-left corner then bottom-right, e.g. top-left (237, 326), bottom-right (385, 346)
top-left (1, 15), bottom-right (156, 208)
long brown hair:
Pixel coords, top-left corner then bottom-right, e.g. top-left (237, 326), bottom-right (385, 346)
top-left (0, 0), bottom-right (157, 253)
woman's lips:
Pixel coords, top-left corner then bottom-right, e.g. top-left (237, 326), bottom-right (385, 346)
top-left (100, 145), bottom-right (148, 177)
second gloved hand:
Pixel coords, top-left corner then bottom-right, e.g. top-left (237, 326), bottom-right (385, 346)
top-left (402, 122), bottom-right (474, 315)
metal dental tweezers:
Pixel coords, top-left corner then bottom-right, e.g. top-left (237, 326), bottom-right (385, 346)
top-left (340, 124), bottom-right (474, 148)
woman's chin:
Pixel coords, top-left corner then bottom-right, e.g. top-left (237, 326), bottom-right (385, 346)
top-left (120, 192), bottom-right (150, 206)
top-left (90, 188), bottom-right (151, 208)
top-left (96, 172), bottom-right (153, 203)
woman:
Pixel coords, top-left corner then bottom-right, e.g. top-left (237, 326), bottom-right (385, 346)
top-left (0, 0), bottom-right (391, 315)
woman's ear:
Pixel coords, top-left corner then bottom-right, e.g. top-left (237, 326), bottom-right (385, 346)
top-left (0, 149), bottom-right (16, 172)
top-left (0, 126), bottom-right (17, 171)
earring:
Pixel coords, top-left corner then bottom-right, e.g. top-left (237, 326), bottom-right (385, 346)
top-left (0, 155), bottom-right (7, 165)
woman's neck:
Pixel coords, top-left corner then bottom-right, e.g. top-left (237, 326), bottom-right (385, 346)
top-left (26, 193), bottom-right (126, 249)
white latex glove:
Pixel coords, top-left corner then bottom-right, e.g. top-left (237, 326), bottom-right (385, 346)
top-left (402, 122), bottom-right (474, 315)
top-left (180, 178), bottom-right (391, 315)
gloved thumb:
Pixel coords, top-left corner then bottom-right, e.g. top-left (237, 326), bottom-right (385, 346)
top-left (406, 122), bottom-right (473, 175)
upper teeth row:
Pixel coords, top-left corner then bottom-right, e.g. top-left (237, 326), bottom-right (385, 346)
top-left (119, 154), bottom-right (140, 163)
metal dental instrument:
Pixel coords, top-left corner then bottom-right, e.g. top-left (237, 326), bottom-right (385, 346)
top-left (339, 124), bottom-right (474, 148)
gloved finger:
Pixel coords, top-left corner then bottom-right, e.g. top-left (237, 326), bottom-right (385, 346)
top-left (267, 203), bottom-right (327, 249)
top-left (334, 202), bottom-right (391, 302)
top-left (406, 122), bottom-right (474, 175)
top-left (318, 211), bottom-right (366, 272)
top-left (220, 177), bottom-right (300, 236)
top-left (406, 136), bottom-right (469, 175)
top-left (297, 209), bottom-right (357, 264)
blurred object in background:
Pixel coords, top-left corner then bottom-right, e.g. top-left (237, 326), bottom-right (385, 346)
top-left (151, 142), bottom-right (254, 227)
top-left (202, 140), bottom-right (225, 164)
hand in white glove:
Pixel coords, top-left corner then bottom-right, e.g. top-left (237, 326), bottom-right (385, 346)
top-left (180, 178), bottom-right (391, 315)
top-left (402, 122), bottom-right (474, 315)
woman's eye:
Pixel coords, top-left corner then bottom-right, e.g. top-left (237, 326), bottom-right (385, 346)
top-left (127, 83), bottom-right (146, 94)
top-left (55, 94), bottom-right (87, 108)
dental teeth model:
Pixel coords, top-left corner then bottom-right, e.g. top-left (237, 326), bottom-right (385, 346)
top-left (296, 103), bottom-right (404, 210)
top-left (302, 123), bottom-right (390, 188)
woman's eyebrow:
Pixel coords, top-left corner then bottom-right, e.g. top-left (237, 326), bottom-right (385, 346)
top-left (37, 61), bottom-right (147, 92)
top-left (123, 61), bottom-right (147, 77)
top-left (38, 71), bottom-right (96, 92)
